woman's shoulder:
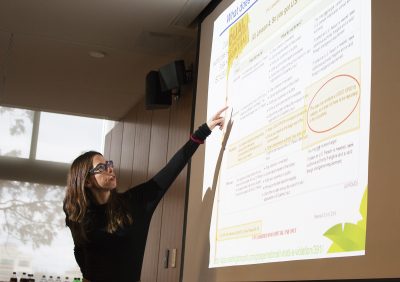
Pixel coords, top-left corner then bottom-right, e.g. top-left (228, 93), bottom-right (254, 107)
top-left (117, 179), bottom-right (158, 196)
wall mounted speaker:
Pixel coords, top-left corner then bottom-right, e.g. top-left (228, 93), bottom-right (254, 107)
top-left (159, 60), bottom-right (187, 94)
top-left (145, 71), bottom-right (172, 110)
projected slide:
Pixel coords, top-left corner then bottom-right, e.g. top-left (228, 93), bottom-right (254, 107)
top-left (204, 0), bottom-right (371, 267)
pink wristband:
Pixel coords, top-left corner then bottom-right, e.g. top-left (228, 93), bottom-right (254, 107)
top-left (190, 134), bottom-right (204, 144)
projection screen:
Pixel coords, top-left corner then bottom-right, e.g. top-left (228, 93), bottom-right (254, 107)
top-left (206, 0), bottom-right (371, 267)
top-left (184, 0), bottom-right (400, 281)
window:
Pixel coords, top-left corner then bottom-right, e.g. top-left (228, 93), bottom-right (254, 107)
top-left (1, 259), bottom-right (13, 266)
top-left (0, 107), bottom-right (34, 158)
top-left (0, 106), bottom-right (111, 280)
top-left (36, 112), bottom-right (105, 163)
top-left (0, 105), bottom-right (107, 162)
top-left (0, 180), bottom-right (81, 280)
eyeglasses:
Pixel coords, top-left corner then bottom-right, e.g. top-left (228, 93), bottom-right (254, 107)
top-left (89, 160), bottom-right (114, 175)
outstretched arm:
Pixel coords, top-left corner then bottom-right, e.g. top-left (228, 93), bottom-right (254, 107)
top-left (128, 106), bottom-right (229, 212)
top-left (153, 106), bottom-right (228, 191)
top-left (152, 123), bottom-right (209, 190)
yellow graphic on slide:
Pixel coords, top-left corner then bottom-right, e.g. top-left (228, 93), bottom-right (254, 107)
top-left (324, 187), bottom-right (368, 252)
top-left (227, 108), bottom-right (306, 168)
top-left (217, 221), bottom-right (262, 241)
top-left (227, 13), bottom-right (250, 77)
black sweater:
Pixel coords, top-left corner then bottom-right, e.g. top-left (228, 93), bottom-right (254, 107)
top-left (65, 124), bottom-right (211, 282)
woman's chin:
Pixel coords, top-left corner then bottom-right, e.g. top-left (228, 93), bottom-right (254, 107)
top-left (108, 178), bottom-right (117, 188)
top-left (108, 181), bottom-right (117, 189)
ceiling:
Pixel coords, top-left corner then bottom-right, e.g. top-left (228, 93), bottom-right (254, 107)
top-left (0, 0), bottom-right (211, 120)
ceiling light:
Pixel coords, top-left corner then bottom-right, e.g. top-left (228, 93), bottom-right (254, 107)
top-left (89, 51), bottom-right (106, 58)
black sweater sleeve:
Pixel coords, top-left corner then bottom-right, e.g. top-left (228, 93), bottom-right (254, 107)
top-left (131, 123), bottom-right (211, 212)
top-left (152, 123), bottom-right (211, 190)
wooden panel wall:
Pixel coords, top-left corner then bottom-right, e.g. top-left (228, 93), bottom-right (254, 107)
top-left (131, 99), bottom-right (153, 187)
top-left (106, 91), bottom-right (193, 282)
top-left (142, 107), bottom-right (171, 282)
top-left (157, 85), bottom-right (193, 282)
top-left (118, 109), bottom-right (137, 191)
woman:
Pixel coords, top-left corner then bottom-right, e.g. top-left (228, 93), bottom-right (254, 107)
top-left (63, 107), bottom-right (227, 282)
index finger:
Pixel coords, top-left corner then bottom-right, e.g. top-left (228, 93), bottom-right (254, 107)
top-left (214, 106), bottom-right (229, 117)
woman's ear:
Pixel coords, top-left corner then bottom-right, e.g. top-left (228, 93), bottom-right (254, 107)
top-left (85, 178), bottom-right (93, 188)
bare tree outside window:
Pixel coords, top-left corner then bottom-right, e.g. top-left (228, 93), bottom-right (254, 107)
top-left (0, 107), bottom-right (34, 158)
top-left (0, 180), bottom-right (64, 247)
top-left (0, 180), bottom-right (81, 280)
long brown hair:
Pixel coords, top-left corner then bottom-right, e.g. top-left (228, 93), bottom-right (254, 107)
top-left (63, 151), bottom-right (132, 237)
